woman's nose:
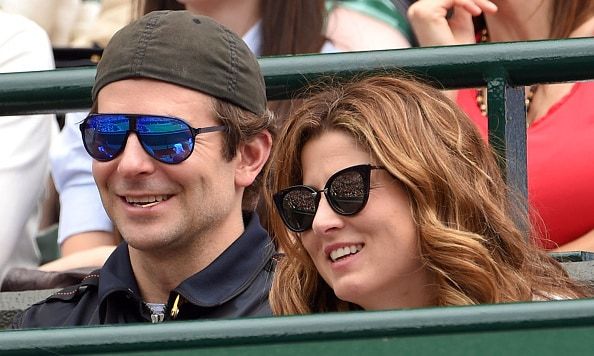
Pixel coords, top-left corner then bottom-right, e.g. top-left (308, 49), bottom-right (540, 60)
top-left (311, 194), bottom-right (345, 236)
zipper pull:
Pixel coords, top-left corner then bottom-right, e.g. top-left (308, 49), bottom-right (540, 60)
top-left (151, 313), bottom-right (164, 323)
top-left (170, 294), bottom-right (181, 319)
top-left (144, 302), bottom-right (166, 324)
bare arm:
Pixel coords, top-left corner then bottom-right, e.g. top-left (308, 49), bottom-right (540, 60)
top-left (326, 5), bottom-right (411, 52)
top-left (40, 245), bottom-right (116, 272)
top-left (552, 229), bottom-right (594, 253)
top-left (60, 231), bottom-right (117, 256)
top-left (38, 231), bottom-right (118, 272)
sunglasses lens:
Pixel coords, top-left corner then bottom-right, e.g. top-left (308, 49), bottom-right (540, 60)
top-left (277, 187), bottom-right (317, 232)
top-left (82, 115), bottom-right (129, 161)
top-left (137, 117), bottom-right (193, 164)
top-left (274, 165), bottom-right (374, 232)
top-left (327, 168), bottom-right (367, 214)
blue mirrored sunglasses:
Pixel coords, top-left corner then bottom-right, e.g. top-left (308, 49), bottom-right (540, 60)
top-left (80, 114), bottom-right (227, 164)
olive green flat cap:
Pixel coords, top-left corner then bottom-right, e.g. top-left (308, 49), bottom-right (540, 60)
top-left (93, 10), bottom-right (266, 115)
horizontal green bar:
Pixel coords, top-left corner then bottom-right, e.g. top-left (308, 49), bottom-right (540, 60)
top-left (2, 298), bottom-right (594, 355)
top-left (263, 37), bottom-right (594, 99)
top-left (0, 67), bottom-right (94, 115)
top-left (1, 37), bottom-right (593, 115)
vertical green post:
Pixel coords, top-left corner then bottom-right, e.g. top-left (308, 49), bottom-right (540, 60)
top-left (487, 78), bottom-right (528, 235)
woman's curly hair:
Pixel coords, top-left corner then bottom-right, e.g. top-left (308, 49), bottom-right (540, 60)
top-left (263, 75), bottom-right (591, 314)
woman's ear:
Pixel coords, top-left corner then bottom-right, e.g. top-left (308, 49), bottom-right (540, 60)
top-left (235, 130), bottom-right (273, 188)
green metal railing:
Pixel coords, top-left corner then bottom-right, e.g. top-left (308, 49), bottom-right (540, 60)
top-left (4, 38), bottom-right (594, 113)
top-left (1, 37), bottom-right (594, 202)
top-left (1, 38), bottom-right (594, 354)
top-left (2, 299), bottom-right (594, 355)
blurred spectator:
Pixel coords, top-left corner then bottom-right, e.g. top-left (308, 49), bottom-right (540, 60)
top-left (328, 0), bottom-right (413, 50)
top-left (0, 0), bottom-right (102, 47)
top-left (70, 0), bottom-right (133, 48)
top-left (47, 112), bottom-right (118, 260)
top-left (0, 10), bottom-right (58, 282)
top-left (408, 0), bottom-right (594, 251)
top-left (140, 0), bottom-right (412, 54)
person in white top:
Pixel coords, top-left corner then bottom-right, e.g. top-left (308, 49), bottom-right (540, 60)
top-left (0, 0), bottom-right (103, 47)
top-left (0, 11), bottom-right (58, 282)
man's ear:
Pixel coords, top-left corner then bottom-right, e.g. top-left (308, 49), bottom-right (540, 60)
top-left (235, 130), bottom-right (272, 188)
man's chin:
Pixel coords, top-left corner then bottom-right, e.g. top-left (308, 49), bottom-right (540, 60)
top-left (122, 230), bottom-right (177, 252)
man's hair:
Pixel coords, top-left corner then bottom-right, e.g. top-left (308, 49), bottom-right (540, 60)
top-left (264, 75), bottom-right (591, 314)
top-left (213, 98), bottom-right (275, 210)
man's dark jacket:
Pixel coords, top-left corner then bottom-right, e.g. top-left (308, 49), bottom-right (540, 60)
top-left (11, 213), bottom-right (277, 328)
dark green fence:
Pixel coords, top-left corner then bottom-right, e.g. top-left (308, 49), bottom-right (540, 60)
top-left (2, 37), bottom-right (594, 203)
top-left (2, 299), bottom-right (594, 355)
top-left (1, 38), bottom-right (594, 354)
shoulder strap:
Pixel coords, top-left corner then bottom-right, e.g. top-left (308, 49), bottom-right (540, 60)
top-left (46, 269), bottom-right (101, 302)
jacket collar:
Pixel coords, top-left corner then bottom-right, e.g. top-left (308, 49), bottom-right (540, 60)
top-left (174, 212), bottom-right (274, 306)
top-left (97, 241), bottom-right (140, 305)
top-left (98, 212), bottom-right (274, 307)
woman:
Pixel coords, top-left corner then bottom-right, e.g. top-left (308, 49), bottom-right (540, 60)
top-left (407, 0), bottom-right (594, 251)
top-left (264, 75), bottom-right (590, 314)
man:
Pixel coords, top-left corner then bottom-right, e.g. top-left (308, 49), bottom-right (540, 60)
top-left (11, 10), bottom-right (275, 327)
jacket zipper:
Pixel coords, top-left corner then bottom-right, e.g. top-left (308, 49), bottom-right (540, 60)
top-left (144, 302), bottom-right (166, 323)
top-left (145, 293), bottom-right (182, 323)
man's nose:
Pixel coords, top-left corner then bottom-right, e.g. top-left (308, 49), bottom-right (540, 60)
top-left (116, 133), bottom-right (157, 177)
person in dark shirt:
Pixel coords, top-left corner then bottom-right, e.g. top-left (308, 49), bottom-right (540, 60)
top-left (11, 10), bottom-right (276, 328)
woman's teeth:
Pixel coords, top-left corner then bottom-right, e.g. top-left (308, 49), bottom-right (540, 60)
top-left (330, 244), bottom-right (363, 262)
